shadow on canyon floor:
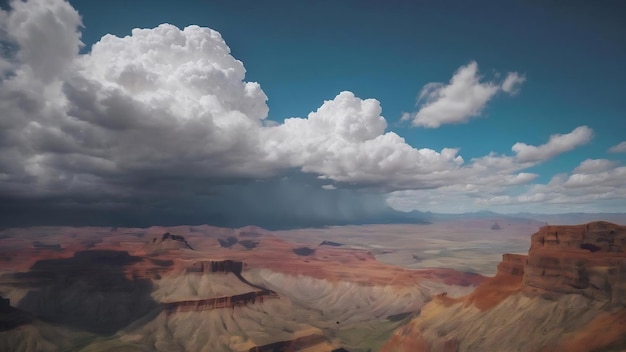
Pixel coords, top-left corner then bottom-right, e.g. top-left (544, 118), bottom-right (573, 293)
top-left (14, 250), bottom-right (158, 334)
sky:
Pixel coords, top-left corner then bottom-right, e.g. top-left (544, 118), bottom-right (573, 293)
top-left (0, 0), bottom-right (625, 228)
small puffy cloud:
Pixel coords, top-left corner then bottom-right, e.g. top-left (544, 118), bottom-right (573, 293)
top-left (501, 72), bottom-right (526, 95)
top-left (563, 164), bottom-right (626, 189)
top-left (411, 62), bottom-right (499, 128)
top-left (573, 159), bottom-right (618, 174)
top-left (512, 126), bottom-right (593, 163)
top-left (407, 61), bottom-right (525, 128)
top-left (608, 141), bottom-right (626, 153)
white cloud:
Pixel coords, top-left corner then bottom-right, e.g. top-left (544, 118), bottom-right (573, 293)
top-left (512, 126), bottom-right (593, 163)
top-left (3, 0), bottom-right (83, 83)
top-left (263, 91), bottom-right (465, 189)
top-left (0, 1), bottom-right (472, 198)
top-left (0, 1), bottom-right (274, 198)
top-left (563, 165), bottom-right (626, 189)
top-left (474, 160), bottom-right (626, 209)
top-left (62, 23), bottom-right (272, 179)
top-left (608, 141), bottom-right (626, 153)
top-left (501, 72), bottom-right (526, 95)
top-left (387, 159), bottom-right (626, 214)
top-left (0, 0), bottom-right (621, 218)
top-left (407, 61), bottom-right (525, 128)
top-left (573, 159), bottom-right (618, 174)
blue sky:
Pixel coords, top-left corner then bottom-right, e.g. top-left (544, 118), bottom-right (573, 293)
top-left (71, 0), bottom-right (626, 167)
top-left (0, 0), bottom-right (625, 227)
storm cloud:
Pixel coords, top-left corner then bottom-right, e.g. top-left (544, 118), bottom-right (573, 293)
top-left (0, 0), bottom-right (432, 227)
top-left (0, 0), bottom-right (611, 227)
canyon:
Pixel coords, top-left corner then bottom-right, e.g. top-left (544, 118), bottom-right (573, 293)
top-left (0, 220), bottom-right (624, 351)
top-left (0, 222), bottom-right (484, 351)
top-left (382, 221), bottom-right (626, 352)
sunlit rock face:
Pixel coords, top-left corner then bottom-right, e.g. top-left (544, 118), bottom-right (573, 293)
top-left (381, 222), bottom-right (626, 352)
top-left (523, 221), bottom-right (626, 304)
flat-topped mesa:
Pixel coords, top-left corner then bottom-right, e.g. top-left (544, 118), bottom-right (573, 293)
top-left (185, 260), bottom-right (244, 274)
top-left (522, 222), bottom-right (626, 304)
top-left (497, 253), bottom-right (527, 277)
top-left (530, 221), bottom-right (626, 252)
top-left (163, 290), bottom-right (278, 314)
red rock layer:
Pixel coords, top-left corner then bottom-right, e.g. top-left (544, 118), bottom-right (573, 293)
top-left (163, 290), bottom-right (279, 314)
top-left (463, 253), bottom-right (527, 311)
top-left (497, 253), bottom-right (526, 277)
top-left (522, 221), bottom-right (626, 303)
top-left (382, 222), bottom-right (626, 352)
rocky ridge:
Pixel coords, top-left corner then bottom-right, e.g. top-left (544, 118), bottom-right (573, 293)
top-left (382, 221), bottom-right (626, 352)
top-left (523, 221), bottom-right (626, 303)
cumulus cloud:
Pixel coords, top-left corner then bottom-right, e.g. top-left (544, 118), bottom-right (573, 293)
top-left (405, 61), bottom-right (525, 128)
top-left (0, 1), bottom-right (482, 201)
top-left (388, 158), bottom-right (626, 214)
top-left (263, 91), bottom-right (465, 189)
top-left (501, 72), bottom-right (526, 95)
top-left (2, 0), bottom-right (82, 83)
top-left (0, 0), bottom-right (615, 226)
top-left (608, 141), bottom-right (626, 153)
top-left (512, 126), bottom-right (593, 163)
top-left (573, 159), bottom-right (619, 174)
top-left (477, 159), bottom-right (626, 209)
top-left (563, 164), bottom-right (626, 189)
top-left (0, 1), bottom-right (273, 199)
top-left (0, 0), bottom-right (475, 226)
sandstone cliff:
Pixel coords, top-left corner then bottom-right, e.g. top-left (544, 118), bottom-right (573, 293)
top-left (523, 221), bottom-right (626, 304)
top-left (382, 222), bottom-right (626, 352)
top-left (163, 290), bottom-right (279, 314)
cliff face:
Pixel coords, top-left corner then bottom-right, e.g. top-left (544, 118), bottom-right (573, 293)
top-left (497, 253), bottom-right (526, 277)
top-left (523, 221), bottom-right (626, 304)
top-left (461, 253), bottom-right (527, 311)
top-left (163, 290), bottom-right (279, 314)
top-left (382, 222), bottom-right (626, 352)
top-left (158, 259), bottom-right (280, 314)
top-left (185, 260), bottom-right (244, 274)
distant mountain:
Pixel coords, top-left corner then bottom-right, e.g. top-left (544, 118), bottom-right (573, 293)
top-left (512, 212), bottom-right (626, 225)
top-left (404, 210), bottom-right (626, 226)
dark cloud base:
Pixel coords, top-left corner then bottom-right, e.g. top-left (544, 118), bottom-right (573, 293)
top-left (0, 174), bottom-right (427, 230)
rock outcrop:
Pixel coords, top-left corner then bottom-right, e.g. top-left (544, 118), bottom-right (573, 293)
top-left (497, 253), bottom-right (526, 277)
top-left (382, 222), bottom-right (626, 352)
top-left (151, 232), bottom-right (194, 250)
top-left (185, 260), bottom-right (244, 274)
top-left (523, 221), bottom-right (626, 304)
top-left (163, 290), bottom-right (279, 314)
